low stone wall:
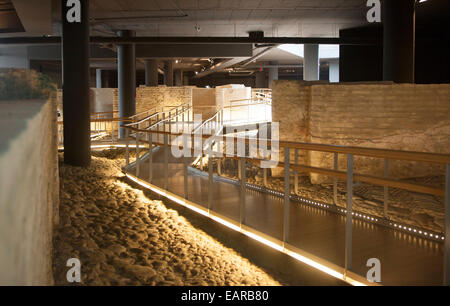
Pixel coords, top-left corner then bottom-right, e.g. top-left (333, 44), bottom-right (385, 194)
top-left (271, 80), bottom-right (450, 183)
top-left (0, 98), bottom-right (59, 285)
top-left (135, 86), bottom-right (192, 114)
top-left (192, 88), bottom-right (216, 120)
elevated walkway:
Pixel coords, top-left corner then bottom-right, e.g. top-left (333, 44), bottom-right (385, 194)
top-left (126, 145), bottom-right (444, 286)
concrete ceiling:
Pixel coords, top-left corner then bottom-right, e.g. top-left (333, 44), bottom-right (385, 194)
top-left (2, 0), bottom-right (447, 76)
top-left (86, 0), bottom-right (368, 37)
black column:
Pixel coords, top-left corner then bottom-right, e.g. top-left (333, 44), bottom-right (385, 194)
top-left (164, 60), bottom-right (173, 86)
top-left (383, 0), bottom-right (415, 83)
top-left (145, 59), bottom-right (159, 86)
top-left (117, 30), bottom-right (136, 138)
top-left (61, 0), bottom-right (90, 167)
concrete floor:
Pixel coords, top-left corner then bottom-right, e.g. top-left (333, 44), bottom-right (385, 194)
top-left (129, 148), bottom-right (444, 286)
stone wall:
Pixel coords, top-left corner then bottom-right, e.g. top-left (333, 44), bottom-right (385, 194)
top-left (271, 81), bottom-right (311, 168)
top-left (192, 88), bottom-right (216, 120)
top-left (0, 98), bottom-right (59, 285)
top-left (111, 86), bottom-right (193, 115)
top-left (90, 88), bottom-right (115, 115)
top-left (271, 80), bottom-right (450, 183)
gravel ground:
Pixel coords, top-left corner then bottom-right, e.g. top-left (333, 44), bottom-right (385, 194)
top-left (53, 150), bottom-right (280, 286)
top-left (199, 158), bottom-right (445, 233)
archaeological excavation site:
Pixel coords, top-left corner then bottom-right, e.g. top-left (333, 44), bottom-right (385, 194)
top-left (0, 0), bottom-right (450, 294)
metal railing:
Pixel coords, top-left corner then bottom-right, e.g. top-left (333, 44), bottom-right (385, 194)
top-left (122, 123), bottom-right (450, 286)
top-left (57, 111), bottom-right (131, 146)
top-left (226, 90), bottom-right (272, 125)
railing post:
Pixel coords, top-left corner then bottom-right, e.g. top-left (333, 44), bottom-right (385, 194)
top-left (176, 108), bottom-right (179, 132)
top-left (294, 149), bottom-right (299, 194)
top-left (136, 131), bottom-right (140, 176)
top-left (148, 132), bottom-right (153, 183)
top-left (345, 154), bottom-right (354, 274)
top-left (111, 119), bottom-right (114, 142)
top-left (444, 163), bottom-right (450, 285)
top-left (162, 112), bottom-right (165, 144)
top-left (263, 168), bottom-right (268, 188)
top-left (182, 106), bottom-right (185, 131)
top-left (217, 158), bottom-right (222, 176)
top-left (238, 159), bottom-right (242, 180)
top-left (333, 152), bottom-right (338, 205)
top-left (384, 159), bottom-right (389, 218)
top-left (283, 147), bottom-right (290, 245)
top-left (125, 128), bottom-right (130, 167)
top-left (183, 133), bottom-right (189, 200)
top-left (208, 145), bottom-right (213, 212)
top-left (164, 133), bottom-right (169, 190)
top-left (240, 157), bottom-right (246, 226)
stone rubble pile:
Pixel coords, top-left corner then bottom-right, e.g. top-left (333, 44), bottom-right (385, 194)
top-left (53, 150), bottom-right (280, 286)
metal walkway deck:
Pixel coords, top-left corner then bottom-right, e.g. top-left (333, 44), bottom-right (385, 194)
top-left (127, 148), bottom-right (443, 286)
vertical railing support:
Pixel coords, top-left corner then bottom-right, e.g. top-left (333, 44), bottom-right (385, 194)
top-left (148, 132), bottom-right (153, 183)
top-left (136, 131), bottom-right (140, 176)
top-left (345, 154), bottom-right (354, 274)
top-left (384, 159), bottom-right (389, 218)
top-left (125, 128), bottom-right (130, 167)
top-left (263, 168), bottom-right (268, 188)
top-left (183, 133), bottom-right (189, 200)
top-left (283, 148), bottom-right (290, 245)
top-left (164, 133), bottom-right (169, 190)
top-left (208, 145), bottom-right (213, 212)
top-left (444, 163), bottom-right (450, 285)
top-left (240, 157), bottom-right (246, 226)
top-left (333, 153), bottom-right (338, 205)
top-left (238, 159), bottom-right (242, 180)
top-left (161, 112), bottom-right (165, 144)
top-left (176, 108), bottom-right (179, 132)
top-left (111, 119), bottom-right (114, 142)
top-left (294, 149), bottom-right (299, 194)
top-left (217, 158), bottom-right (222, 176)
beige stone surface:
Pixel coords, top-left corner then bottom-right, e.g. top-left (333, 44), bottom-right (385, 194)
top-left (271, 81), bottom-right (450, 183)
top-left (192, 88), bottom-right (216, 120)
top-left (0, 98), bottom-right (59, 285)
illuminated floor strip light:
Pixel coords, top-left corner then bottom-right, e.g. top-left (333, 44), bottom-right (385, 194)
top-left (125, 172), bottom-right (370, 287)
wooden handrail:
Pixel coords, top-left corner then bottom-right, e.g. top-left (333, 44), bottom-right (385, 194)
top-left (124, 128), bottom-right (450, 164)
top-left (58, 117), bottom-right (135, 125)
top-left (129, 133), bottom-right (446, 197)
top-left (90, 110), bottom-right (118, 115)
top-left (126, 125), bottom-right (449, 198)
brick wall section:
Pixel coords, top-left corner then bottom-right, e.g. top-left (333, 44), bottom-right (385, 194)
top-left (136, 86), bottom-right (192, 114)
top-left (112, 86), bottom-right (192, 115)
top-left (272, 81), bottom-right (450, 182)
top-left (271, 81), bottom-right (311, 175)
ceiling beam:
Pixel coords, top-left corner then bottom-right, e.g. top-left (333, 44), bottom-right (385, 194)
top-left (0, 36), bottom-right (381, 46)
top-left (25, 43), bottom-right (252, 60)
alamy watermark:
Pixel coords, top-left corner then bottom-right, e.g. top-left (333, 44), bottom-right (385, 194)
top-left (366, 0), bottom-right (381, 23)
top-left (66, 258), bottom-right (81, 283)
top-left (366, 258), bottom-right (381, 283)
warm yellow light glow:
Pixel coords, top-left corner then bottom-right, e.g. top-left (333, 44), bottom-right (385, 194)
top-left (58, 144), bottom-right (148, 150)
top-left (124, 172), bottom-right (371, 286)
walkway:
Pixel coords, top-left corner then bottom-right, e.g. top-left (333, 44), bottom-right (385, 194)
top-left (127, 147), bottom-right (444, 286)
